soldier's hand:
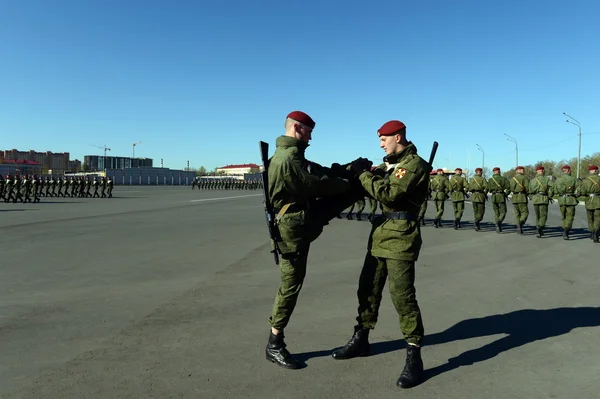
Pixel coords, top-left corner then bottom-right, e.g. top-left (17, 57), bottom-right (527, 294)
top-left (350, 158), bottom-right (371, 175)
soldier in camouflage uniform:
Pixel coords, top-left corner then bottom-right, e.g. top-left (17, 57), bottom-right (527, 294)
top-left (467, 167), bottom-right (487, 231)
top-left (528, 165), bottom-right (554, 238)
top-left (265, 111), bottom-right (367, 370)
top-left (332, 120), bottom-right (430, 389)
top-left (577, 165), bottom-right (600, 243)
top-left (554, 165), bottom-right (580, 240)
top-left (430, 168), bottom-right (449, 228)
top-left (417, 176), bottom-right (431, 226)
top-left (449, 167), bottom-right (468, 229)
top-left (509, 166), bottom-right (530, 234)
top-left (487, 167), bottom-right (510, 233)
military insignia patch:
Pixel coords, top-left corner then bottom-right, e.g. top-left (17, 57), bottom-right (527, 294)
top-left (395, 168), bottom-right (406, 179)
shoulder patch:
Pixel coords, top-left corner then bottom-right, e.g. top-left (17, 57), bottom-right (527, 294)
top-left (395, 168), bottom-right (407, 179)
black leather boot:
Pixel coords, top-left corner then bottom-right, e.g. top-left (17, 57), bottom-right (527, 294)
top-left (536, 227), bottom-right (544, 238)
top-left (591, 232), bottom-right (595, 240)
top-left (453, 219), bottom-right (458, 230)
top-left (594, 231), bottom-right (599, 243)
top-left (495, 223), bottom-right (501, 233)
top-left (563, 229), bottom-right (569, 240)
top-left (433, 219), bottom-right (439, 228)
top-left (331, 326), bottom-right (370, 360)
top-left (266, 331), bottom-right (302, 369)
top-left (396, 345), bottom-right (424, 389)
top-left (475, 220), bottom-right (480, 231)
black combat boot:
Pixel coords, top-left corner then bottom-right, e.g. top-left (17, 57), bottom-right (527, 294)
top-left (266, 331), bottom-right (302, 369)
top-left (346, 213), bottom-right (352, 220)
top-left (396, 345), bottom-right (424, 389)
top-left (475, 220), bottom-right (480, 231)
top-left (331, 326), bottom-right (370, 360)
top-left (453, 219), bottom-right (458, 230)
top-left (433, 219), bottom-right (439, 228)
top-left (495, 223), bottom-right (502, 233)
top-left (356, 214), bottom-right (362, 221)
top-left (594, 231), bottom-right (599, 243)
top-left (591, 232), bottom-right (595, 240)
top-left (536, 227), bottom-right (544, 238)
top-left (563, 229), bottom-right (569, 240)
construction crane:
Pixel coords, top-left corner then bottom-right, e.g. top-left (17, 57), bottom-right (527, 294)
top-left (132, 141), bottom-right (142, 159)
top-left (91, 144), bottom-right (111, 170)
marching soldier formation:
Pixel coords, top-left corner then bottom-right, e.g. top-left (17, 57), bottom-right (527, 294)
top-left (192, 178), bottom-right (262, 190)
top-left (339, 164), bottom-right (600, 243)
top-left (0, 175), bottom-right (114, 202)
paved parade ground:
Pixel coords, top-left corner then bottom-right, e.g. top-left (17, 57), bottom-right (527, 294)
top-left (1, 187), bottom-right (599, 398)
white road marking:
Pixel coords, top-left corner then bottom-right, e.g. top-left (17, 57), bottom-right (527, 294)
top-left (190, 194), bottom-right (262, 203)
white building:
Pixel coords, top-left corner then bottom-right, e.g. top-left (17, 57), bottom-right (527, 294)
top-left (215, 163), bottom-right (262, 178)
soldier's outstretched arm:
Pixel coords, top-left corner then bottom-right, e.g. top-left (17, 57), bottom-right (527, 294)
top-left (358, 165), bottom-right (425, 207)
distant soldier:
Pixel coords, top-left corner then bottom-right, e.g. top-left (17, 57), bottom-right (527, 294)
top-left (106, 176), bottom-right (114, 198)
top-left (509, 166), bottom-right (530, 234)
top-left (5, 175), bottom-right (15, 202)
top-left (100, 177), bottom-right (107, 197)
top-left (347, 197), bottom-right (366, 220)
top-left (417, 176), bottom-right (431, 226)
top-left (430, 168), bottom-right (449, 227)
top-left (528, 165), bottom-right (554, 238)
top-left (467, 167), bottom-right (487, 231)
top-left (85, 177), bottom-right (92, 197)
top-left (554, 165), bottom-right (579, 240)
top-left (0, 175), bottom-right (5, 200)
top-left (449, 168), bottom-right (468, 229)
top-left (31, 175), bottom-right (41, 203)
top-left (92, 177), bottom-right (100, 197)
top-left (578, 165), bottom-right (600, 243)
top-left (192, 179), bottom-right (197, 190)
top-left (14, 175), bottom-right (23, 203)
top-left (487, 167), bottom-right (509, 233)
top-left (23, 175), bottom-right (33, 203)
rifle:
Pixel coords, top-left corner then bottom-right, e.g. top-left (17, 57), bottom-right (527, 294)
top-left (428, 141), bottom-right (439, 168)
top-left (258, 141), bottom-right (281, 265)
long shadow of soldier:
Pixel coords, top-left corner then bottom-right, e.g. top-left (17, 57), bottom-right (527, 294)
top-left (295, 307), bottom-right (600, 379)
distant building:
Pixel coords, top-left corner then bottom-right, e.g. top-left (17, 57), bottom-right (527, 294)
top-left (68, 159), bottom-right (82, 172)
top-left (216, 163), bottom-right (262, 179)
top-left (84, 155), bottom-right (153, 171)
top-left (2, 149), bottom-right (69, 174)
top-left (0, 159), bottom-right (43, 176)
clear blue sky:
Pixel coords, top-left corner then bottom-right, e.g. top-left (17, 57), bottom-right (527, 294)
top-left (1, 0), bottom-right (599, 172)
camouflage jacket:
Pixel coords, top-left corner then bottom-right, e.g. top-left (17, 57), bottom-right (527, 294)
top-left (430, 174), bottom-right (449, 201)
top-left (268, 135), bottom-right (351, 253)
top-left (467, 175), bottom-right (488, 203)
top-left (359, 143), bottom-right (431, 261)
top-left (554, 174), bottom-right (579, 206)
top-left (449, 175), bottom-right (468, 202)
top-left (509, 174), bottom-right (530, 204)
top-left (528, 175), bottom-right (554, 205)
top-left (487, 174), bottom-right (510, 203)
top-left (579, 174), bottom-right (600, 210)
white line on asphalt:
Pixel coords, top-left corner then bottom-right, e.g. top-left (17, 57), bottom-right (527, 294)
top-left (190, 194), bottom-right (263, 203)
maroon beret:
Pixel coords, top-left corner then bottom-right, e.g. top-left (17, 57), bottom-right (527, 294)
top-left (516, 166), bottom-right (524, 170)
top-left (493, 167), bottom-right (501, 172)
top-left (455, 168), bottom-right (462, 173)
top-left (536, 165), bottom-right (545, 171)
top-left (561, 165), bottom-right (571, 170)
top-left (378, 120), bottom-right (406, 136)
top-left (589, 165), bottom-right (599, 171)
top-left (475, 167), bottom-right (483, 172)
top-left (287, 111), bottom-right (315, 129)
top-left (436, 168), bottom-right (444, 173)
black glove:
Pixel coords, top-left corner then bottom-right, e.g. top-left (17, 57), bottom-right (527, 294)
top-left (350, 158), bottom-right (372, 175)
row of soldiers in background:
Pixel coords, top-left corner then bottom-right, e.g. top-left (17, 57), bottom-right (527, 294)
top-left (418, 164), bottom-right (600, 242)
top-left (191, 178), bottom-right (263, 190)
top-left (0, 174), bottom-right (114, 203)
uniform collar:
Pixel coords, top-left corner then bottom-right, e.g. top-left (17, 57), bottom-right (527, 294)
top-left (275, 135), bottom-right (309, 153)
top-left (383, 142), bottom-right (417, 165)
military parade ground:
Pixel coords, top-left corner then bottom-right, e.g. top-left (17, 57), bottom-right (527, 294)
top-left (1, 186), bottom-right (599, 398)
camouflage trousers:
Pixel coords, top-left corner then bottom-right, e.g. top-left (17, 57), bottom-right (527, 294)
top-left (492, 202), bottom-right (507, 223)
top-left (512, 203), bottom-right (528, 224)
top-left (533, 204), bottom-right (548, 228)
top-left (418, 200), bottom-right (427, 219)
top-left (269, 248), bottom-right (310, 330)
top-left (348, 199), bottom-right (365, 217)
top-left (472, 202), bottom-right (485, 222)
top-left (434, 200), bottom-right (445, 219)
top-left (356, 254), bottom-right (424, 345)
top-left (560, 205), bottom-right (576, 230)
top-left (587, 209), bottom-right (600, 232)
top-left (452, 201), bottom-right (465, 220)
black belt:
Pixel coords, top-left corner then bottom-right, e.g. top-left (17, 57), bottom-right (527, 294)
top-left (383, 211), bottom-right (417, 221)
top-left (273, 203), bottom-right (305, 214)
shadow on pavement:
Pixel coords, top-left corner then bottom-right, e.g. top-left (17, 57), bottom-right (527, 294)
top-left (295, 307), bottom-right (600, 381)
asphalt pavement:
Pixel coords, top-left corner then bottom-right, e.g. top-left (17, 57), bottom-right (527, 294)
top-left (1, 188), bottom-right (599, 399)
